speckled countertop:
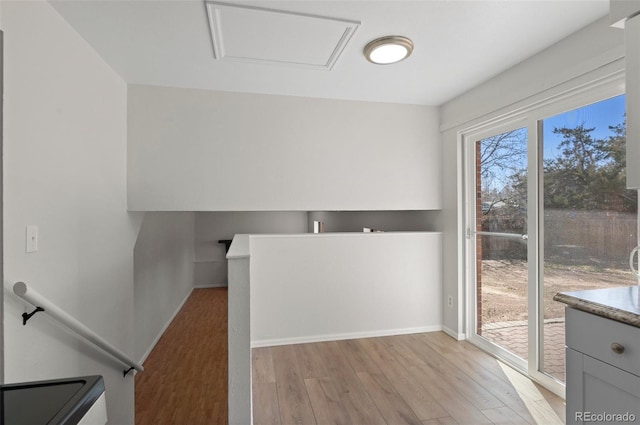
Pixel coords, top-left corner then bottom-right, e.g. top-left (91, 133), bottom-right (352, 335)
top-left (554, 285), bottom-right (640, 328)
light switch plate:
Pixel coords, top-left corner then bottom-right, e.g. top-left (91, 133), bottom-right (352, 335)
top-left (26, 225), bottom-right (38, 253)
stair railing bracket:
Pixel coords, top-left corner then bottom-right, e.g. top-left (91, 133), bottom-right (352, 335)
top-left (22, 307), bottom-right (45, 326)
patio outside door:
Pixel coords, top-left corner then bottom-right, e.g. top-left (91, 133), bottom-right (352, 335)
top-left (469, 124), bottom-right (531, 374)
top-left (466, 92), bottom-right (637, 397)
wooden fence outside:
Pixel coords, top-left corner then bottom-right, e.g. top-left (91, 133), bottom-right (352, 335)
top-left (481, 209), bottom-right (637, 268)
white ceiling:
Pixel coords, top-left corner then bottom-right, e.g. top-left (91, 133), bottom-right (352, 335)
top-left (50, 0), bottom-right (610, 106)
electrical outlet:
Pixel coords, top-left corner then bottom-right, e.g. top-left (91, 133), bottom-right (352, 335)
top-left (447, 295), bottom-right (453, 308)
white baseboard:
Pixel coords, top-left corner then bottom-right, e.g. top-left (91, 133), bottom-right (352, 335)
top-left (251, 325), bottom-right (443, 348)
top-left (442, 326), bottom-right (466, 340)
top-left (194, 283), bottom-right (227, 288)
top-left (139, 288), bottom-right (194, 365)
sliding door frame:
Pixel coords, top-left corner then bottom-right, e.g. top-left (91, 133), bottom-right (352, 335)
top-left (463, 116), bottom-right (534, 379)
top-left (463, 74), bottom-right (625, 399)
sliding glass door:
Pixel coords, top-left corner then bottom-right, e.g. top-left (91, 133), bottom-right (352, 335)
top-left (466, 91), bottom-right (637, 395)
top-left (473, 126), bottom-right (529, 369)
top-left (540, 95), bottom-right (637, 382)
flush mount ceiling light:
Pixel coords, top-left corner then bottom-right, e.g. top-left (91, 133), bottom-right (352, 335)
top-left (363, 35), bottom-right (413, 64)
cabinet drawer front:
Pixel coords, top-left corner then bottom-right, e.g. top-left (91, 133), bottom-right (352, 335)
top-left (566, 308), bottom-right (640, 376)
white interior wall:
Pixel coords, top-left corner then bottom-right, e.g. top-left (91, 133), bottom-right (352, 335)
top-left (439, 16), bottom-right (625, 337)
top-left (128, 85), bottom-right (441, 212)
top-left (249, 232), bottom-right (443, 346)
top-left (2, 2), bottom-right (140, 424)
top-left (134, 212), bottom-right (195, 362)
top-left (194, 211), bottom-right (307, 287)
top-left (440, 131), bottom-right (464, 338)
top-left (440, 16), bottom-right (624, 132)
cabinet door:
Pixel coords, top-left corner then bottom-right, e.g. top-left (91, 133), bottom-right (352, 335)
top-left (567, 348), bottom-right (640, 424)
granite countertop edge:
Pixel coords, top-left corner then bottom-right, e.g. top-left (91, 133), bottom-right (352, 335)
top-left (553, 292), bottom-right (640, 328)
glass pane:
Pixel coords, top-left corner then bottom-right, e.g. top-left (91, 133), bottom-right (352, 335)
top-left (476, 128), bottom-right (528, 361)
top-left (542, 94), bottom-right (637, 382)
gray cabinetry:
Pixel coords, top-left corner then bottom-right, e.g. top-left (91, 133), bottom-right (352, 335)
top-left (566, 308), bottom-right (640, 424)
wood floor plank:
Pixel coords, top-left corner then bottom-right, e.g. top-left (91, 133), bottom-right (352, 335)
top-left (535, 384), bottom-right (566, 423)
top-left (408, 333), bottom-right (538, 425)
top-left (376, 357), bottom-right (449, 421)
top-left (253, 347), bottom-right (276, 383)
top-left (304, 378), bottom-right (351, 425)
top-left (408, 363), bottom-right (494, 425)
top-left (357, 371), bottom-right (423, 425)
top-left (450, 339), bottom-right (520, 383)
top-left (253, 382), bottom-right (282, 425)
top-left (271, 345), bottom-right (317, 425)
top-left (496, 363), bottom-right (548, 402)
top-left (336, 338), bottom-right (382, 374)
top-left (350, 336), bottom-right (449, 421)
top-left (400, 334), bottom-right (504, 411)
top-left (210, 401), bottom-right (227, 424)
top-left (317, 341), bottom-right (387, 425)
top-left (357, 335), bottom-right (497, 421)
top-left (496, 362), bottom-right (564, 425)
top-left (422, 417), bottom-right (459, 425)
top-left (482, 406), bottom-right (531, 425)
top-left (135, 288), bottom-right (228, 425)
top-left (381, 334), bottom-right (429, 369)
top-left (536, 398), bottom-right (566, 424)
top-left (354, 336), bottom-right (398, 370)
top-left (295, 342), bottom-right (329, 379)
top-left (252, 332), bottom-right (567, 425)
top-left (420, 331), bottom-right (463, 354)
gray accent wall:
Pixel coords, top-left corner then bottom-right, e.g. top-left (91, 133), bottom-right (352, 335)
top-left (307, 210), bottom-right (439, 233)
top-left (194, 211), bottom-right (308, 286)
top-left (134, 212), bottom-right (195, 361)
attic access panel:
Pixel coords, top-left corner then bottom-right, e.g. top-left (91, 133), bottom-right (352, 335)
top-left (206, 2), bottom-right (360, 70)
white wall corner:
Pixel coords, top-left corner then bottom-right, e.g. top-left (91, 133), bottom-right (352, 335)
top-left (442, 326), bottom-right (466, 341)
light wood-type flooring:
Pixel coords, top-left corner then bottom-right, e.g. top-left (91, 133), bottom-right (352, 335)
top-left (253, 332), bottom-right (566, 425)
top-left (134, 287), bottom-right (565, 425)
top-left (135, 288), bottom-right (228, 425)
